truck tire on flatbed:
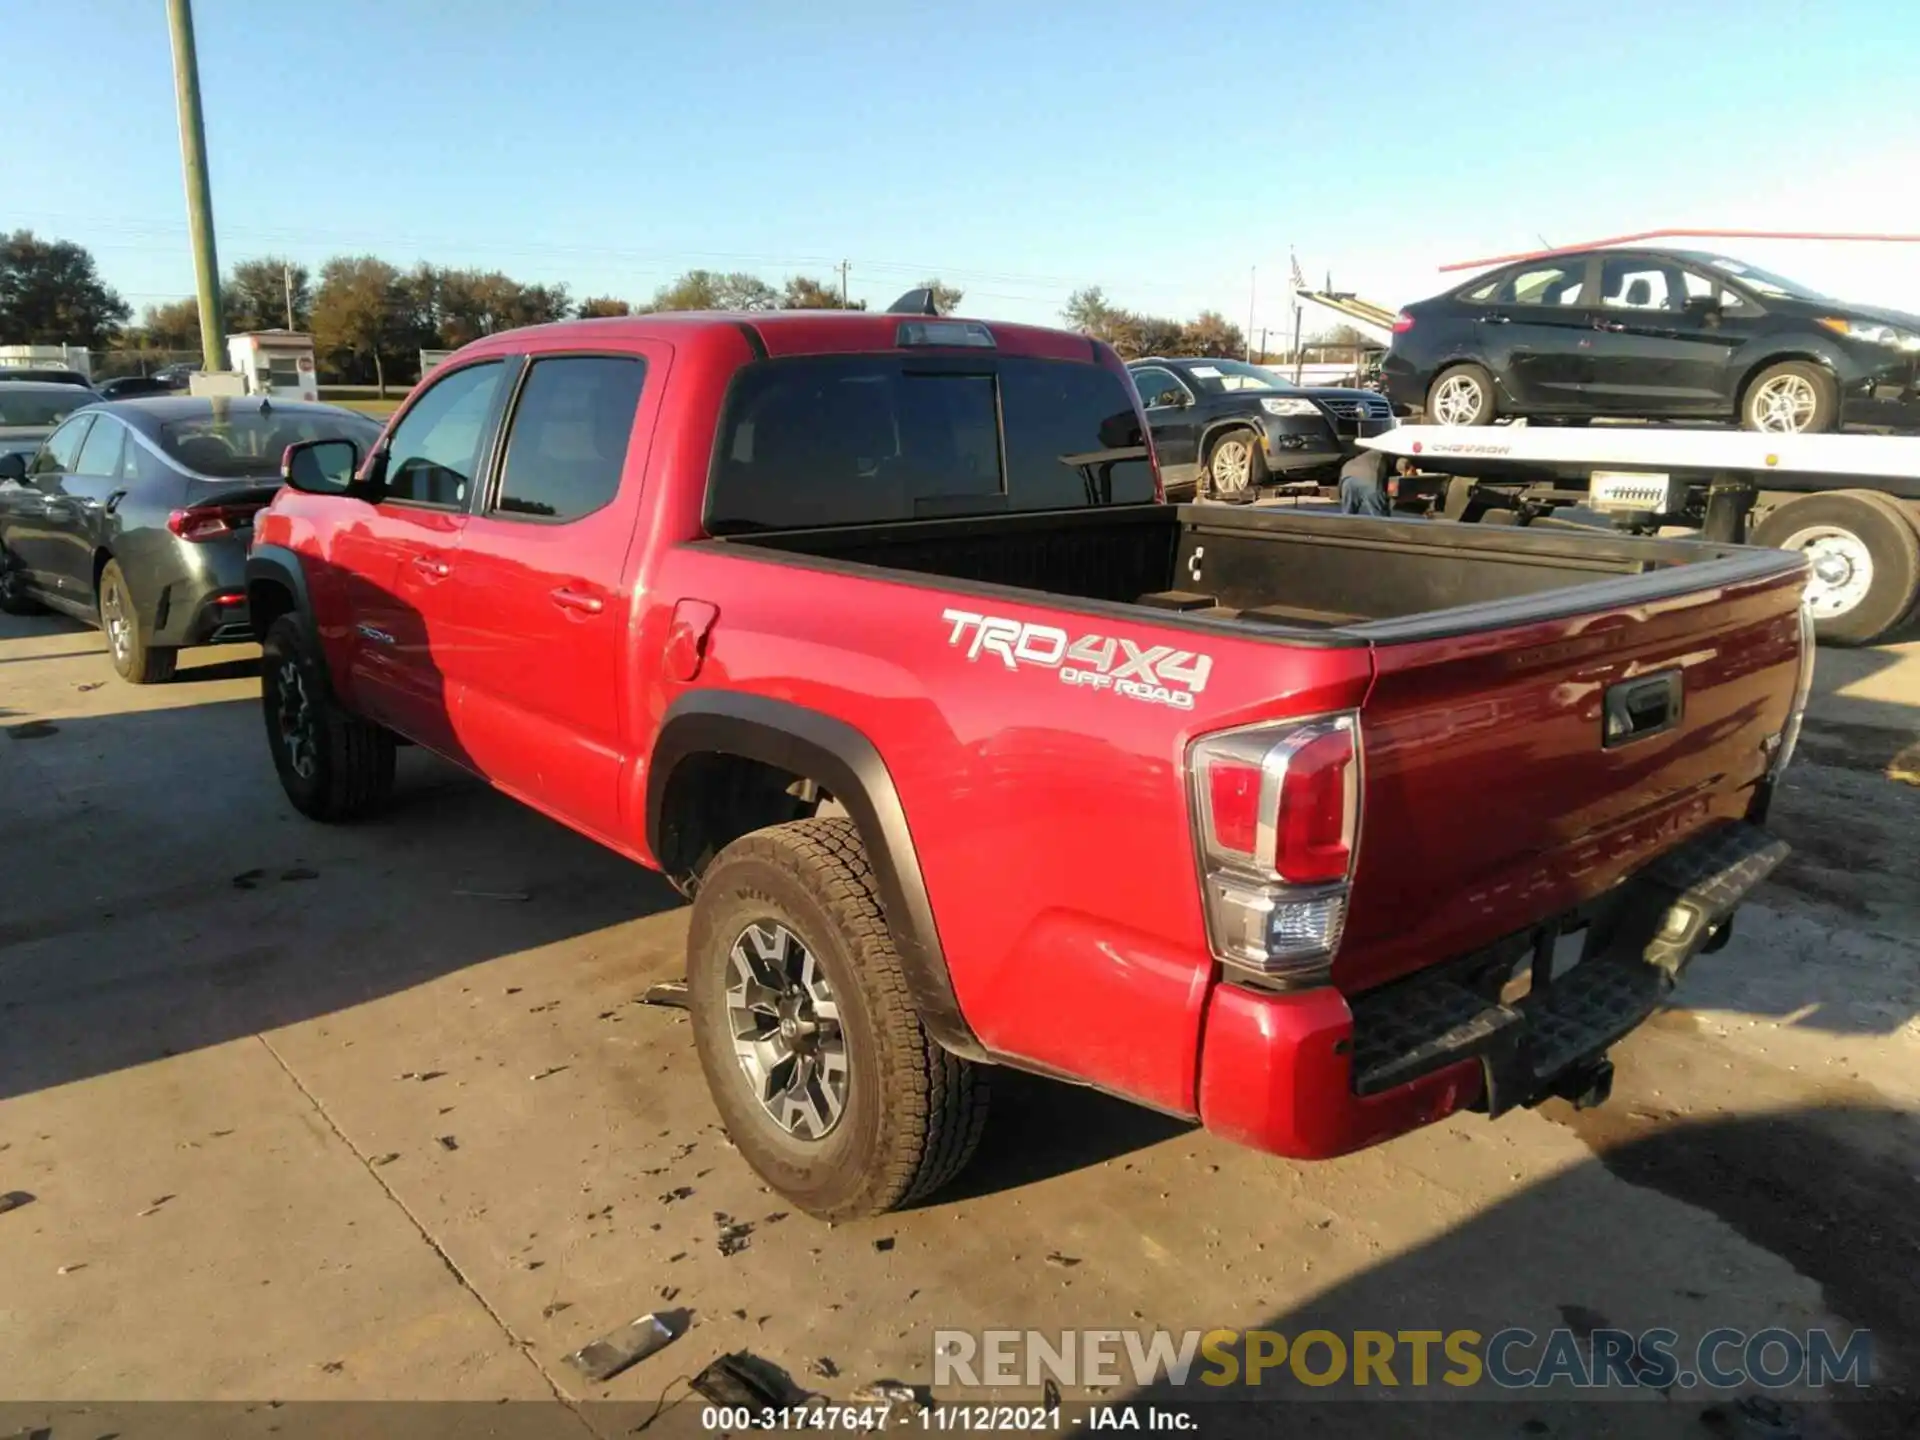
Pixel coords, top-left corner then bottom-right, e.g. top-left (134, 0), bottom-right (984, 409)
top-left (1750, 489), bottom-right (1920, 645)
top-left (261, 614), bottom-right (397, 819)
top-left (687, 816), bottom-right (990, 1219)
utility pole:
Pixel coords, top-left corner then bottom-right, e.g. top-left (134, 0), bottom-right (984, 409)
top-left (837, 259), bottom-right (850, 308)
top-left (282, 262), bottom-right (295, 329)
top-left (166, 0), bottom-right (224, 373)
top-left (1246, 267), bottom-right (1256, 362)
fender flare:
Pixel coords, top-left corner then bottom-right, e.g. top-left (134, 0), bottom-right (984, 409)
top-left (244, 544), bottom-right (319, 650)
top-left (646, 691), bottom-right (984, 1059)
top-left (1198, 416), bottom-right (1263, 462)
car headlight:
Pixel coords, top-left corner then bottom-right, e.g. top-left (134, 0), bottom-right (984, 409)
top-left (1816, 317), bottom-right (1920, 351)
top-left (1259, 397), bottom-right (1322, 417)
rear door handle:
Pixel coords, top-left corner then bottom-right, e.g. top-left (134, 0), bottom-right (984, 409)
top-left (550, 585), bottom-right (605, 615)
top-left (411, 554), bottom-right (451, 578)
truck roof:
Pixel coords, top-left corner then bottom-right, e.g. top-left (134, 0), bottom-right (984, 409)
top-left (453, 310), bottom-right (1108, 364)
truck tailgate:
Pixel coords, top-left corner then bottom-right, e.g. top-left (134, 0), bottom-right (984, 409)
top-left (1336, 560), bottom-right (1806, 994)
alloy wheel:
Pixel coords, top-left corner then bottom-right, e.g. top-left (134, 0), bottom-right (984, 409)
top-left (272, 657), bottom-right (320, 780)
top-left (1432, 373), bottom-right (1484, 425)
top-left (1211, 439), bottom-right (1253, 495)
top-left (725, 920), bottom-right (849, 1140)
top-left (1750, 373), bottom-right (1819, 433)
top-left (102, 579), bottom-right (132, 667)
top-left (1781, 524), bottom-right (1874, 618)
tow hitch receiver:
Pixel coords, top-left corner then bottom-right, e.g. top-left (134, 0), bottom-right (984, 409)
top-left (1551, 1056), bottom-right (1614, 1110)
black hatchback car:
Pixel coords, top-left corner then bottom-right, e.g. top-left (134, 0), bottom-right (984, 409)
top-left (1381, 247), bottom-right (1920, 434)
top-left (0, 397), bottom-right (380, 683)
top-left (1127, 357), bottom-right (1394, 499)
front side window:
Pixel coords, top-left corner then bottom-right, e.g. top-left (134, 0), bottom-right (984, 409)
top-left (30, 415), bottom-right (93, 476)
top-left (1599, 258), bottom-right (1679, 311)
top-left (706, 355), bottom-right (1152, 531)
top-left (493, 356), bottom-right (648, 522)
top-left (383, 362), bottom-right (505, 507)
top-left (73, 415), bottom-right (125, 477)
top-left (1680, 269), bottom-right (1756, 314)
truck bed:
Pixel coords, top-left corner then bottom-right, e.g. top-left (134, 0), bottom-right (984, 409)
top-left (726, 502), bottom-right (1791, 640)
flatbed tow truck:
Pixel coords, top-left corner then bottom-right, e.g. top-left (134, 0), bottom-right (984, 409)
top-left (1360, 425), bottom-right (1920, 644)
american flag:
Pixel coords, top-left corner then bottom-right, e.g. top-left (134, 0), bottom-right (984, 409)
top-left (1289, 252), bottom-right (1306, 292)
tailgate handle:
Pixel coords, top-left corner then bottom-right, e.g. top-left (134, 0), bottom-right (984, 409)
top-left (1603, 670), bottom-right (1683, 747)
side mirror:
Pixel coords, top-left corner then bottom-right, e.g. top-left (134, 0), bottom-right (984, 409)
top-left (282, 437), bottom-right (362, 495)
top-left (0, 452), bottom-right (27, 484)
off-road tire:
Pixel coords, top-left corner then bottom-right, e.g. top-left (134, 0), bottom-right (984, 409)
top-left (687, 816), bottom-right (990, 1220)
top-left (1751, 490), bottom-right (1920, 645)
top-left (99, 559), bottom-right (176, 683)
top-left (261, 613), bottom-right (396, 819)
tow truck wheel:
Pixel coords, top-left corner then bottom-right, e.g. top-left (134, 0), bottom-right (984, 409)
top-left (1751, 490), bottom-right (1920, 645)
top-left (687, 816), bottom-right (990, 1219)
top-left (1427, 364), bottom-right (1498, 427)
top-left (1741, 361), bottom-right (1838, 434)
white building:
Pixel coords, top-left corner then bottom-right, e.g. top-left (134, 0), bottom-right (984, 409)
top-left (226, 331), bottom-right (319, 402)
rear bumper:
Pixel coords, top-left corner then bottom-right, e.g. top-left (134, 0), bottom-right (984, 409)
top-left (147, 535), bottom-right (253, 647)
top-left (1195, 820), bottom-right (1787, 1159)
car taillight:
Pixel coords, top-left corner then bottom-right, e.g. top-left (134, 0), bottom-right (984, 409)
top-left (1189, 713), bottom-right (1360, 988)
top-left (167, 503), bottom-right (262, 542)
top-left (1391, 311), bottom-right (1415, 334)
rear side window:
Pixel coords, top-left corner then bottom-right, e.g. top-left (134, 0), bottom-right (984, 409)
top-left (73, 415), bottom-right (125, 477)
top-left (492, 356), bottom-right (648, 522)
top-left (706, 356), bottom-right (1152, 531)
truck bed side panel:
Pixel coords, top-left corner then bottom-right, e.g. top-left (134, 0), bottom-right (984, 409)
top-left (644, 543), bottom-right (1373, 1114)
top-left (1337, 570), bottom-right (1804, 994)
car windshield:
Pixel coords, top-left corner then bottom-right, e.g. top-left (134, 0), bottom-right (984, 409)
top-left (157, 408), bottom-right (380, 478)
top-left (1180, 360), bottom-right (1296, 394)
top-left (0, 390), bottom-right (90, 426)
top-left (1703, 256), bottom-right (1830, 302)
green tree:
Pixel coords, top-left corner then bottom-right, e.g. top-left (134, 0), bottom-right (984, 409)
top-left (311, 255), bottom-right (408, 394)
top-left (918, 277), bottom-right (964, 315)
top-left (1062, 286), bottom-right (1120, 338)
top-left (224, 255), bottom-right (310, 333)
top-left (0, 230), bottom-right (130, 347)
top-left (576, 296), bottom-right (632, 318)
top-left (781, 275), bottom-right (864, 310)
top-left (136, 298), bottom-right (204, 351)
top-left (644, 269), bottom-right (780, 313)
top-left (1180, 310), bottom-right (1245, 359)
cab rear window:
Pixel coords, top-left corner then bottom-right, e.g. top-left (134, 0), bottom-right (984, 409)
top-left (705, 355), bottom-right (1153, 532)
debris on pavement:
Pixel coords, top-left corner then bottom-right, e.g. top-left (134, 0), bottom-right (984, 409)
top-left (0, 1191), bottom-right (34, 1216)
top-left (563, 1310), bottom-right (682, 1384)
top-left (77, 680), bottom-right (105, 692)
top-left (810, 1357), bottom-right (841, 1380)
top-left (639, 980), bottom-right (690, 1010)
top-left (658, 1186), bottom-right (694, 1204)
top-left (437, 1135), bottom-right (458, 1152)
top-left (230, 868), bottom-right (266, 889)
top-left (281, 867), bottom-right (319, 882)
top-left (872, 1237), bottom-right (895, 1253)
top-left (1043, 1378), bottom-right (1062, 1409)
top-left (530, 1065), bottom-right (569, 1081)
top-left (319, 1360), bottom-right (344, 1374)
top-left (690, 1351), bottom-right (809, 1408)
top-left (715, 1211), bottom-right (753, 1256)
top-left (397, 1070), bottom-right (445, 1082)
top-left (136, 1194), bottom-right (176, 1217)
top-left (56, 1263), bottom-right (85, 1275)
top-left (1044, 1251), bottom-right (1081, 1268)
top-left (542, 1301), bottom-right (571, 1319)
top-left (370, 1152), bottom-right (400, 1167)
top-left (452, 888), bottom-right (531, 902)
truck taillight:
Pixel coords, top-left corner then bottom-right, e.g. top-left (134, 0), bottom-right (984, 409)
top-left (1391, 311), bottom-right (1415, 334)
top-left (1189, 714), bottom-right (1359, 988)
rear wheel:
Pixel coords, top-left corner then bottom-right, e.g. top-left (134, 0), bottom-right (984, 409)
top-left (687, 816), bottom-right (990, 1219)
top-left (1206, 429), bottom-right (1269, 500)
top-left (1427, 363), bottom-right (1498, 426)
top-left (99, 560), bottom-right (176, 684)
top-left (1751, 490), bottom-right (1920, 645)
top-left (1741, 361), bottom-right (1838, 434)
top-left (261, 613), bottom-right (396, 819)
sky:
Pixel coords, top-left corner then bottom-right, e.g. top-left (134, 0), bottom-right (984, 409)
top-left (8, 0), bottom-right (1920, 339)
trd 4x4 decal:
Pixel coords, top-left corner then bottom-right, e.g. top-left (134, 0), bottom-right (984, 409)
top-left (941, 609), bottom-right (1213, 711)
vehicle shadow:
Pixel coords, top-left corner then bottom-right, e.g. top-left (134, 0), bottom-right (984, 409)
top-left (1116, 1104), bottom-right (1919, 1439)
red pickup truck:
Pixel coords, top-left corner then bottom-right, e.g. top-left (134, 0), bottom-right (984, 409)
top-left (249, 303), bottom-right (1811, 1220)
